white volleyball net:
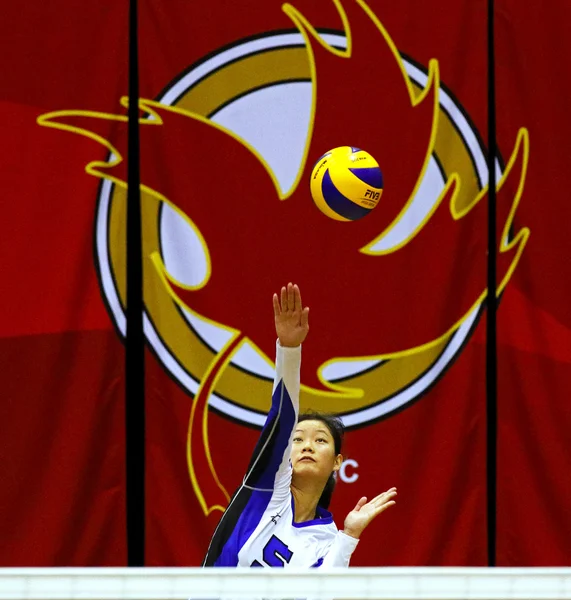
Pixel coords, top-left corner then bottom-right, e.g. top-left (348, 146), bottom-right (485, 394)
top-left (2, 567), bottom-right (571, 600)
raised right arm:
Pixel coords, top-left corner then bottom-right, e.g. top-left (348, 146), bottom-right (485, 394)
top-left (242, 341), bottom-right (301, 495)
top-left (202, 284), bottom-right (308, 566)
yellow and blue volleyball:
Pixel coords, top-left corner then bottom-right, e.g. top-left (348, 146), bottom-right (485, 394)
top-left (310, 146), bottom-right (383, 221)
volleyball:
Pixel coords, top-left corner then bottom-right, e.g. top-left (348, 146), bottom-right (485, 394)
top-left (310, 146), bottom-right (384, 221)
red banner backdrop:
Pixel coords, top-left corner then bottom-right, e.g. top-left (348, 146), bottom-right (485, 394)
top-left (495, 0), bottom-right (571, 565)
top-left (0, 1), bottom-right (129, 565)
top-left (0, 0), bottom-right (569, 567)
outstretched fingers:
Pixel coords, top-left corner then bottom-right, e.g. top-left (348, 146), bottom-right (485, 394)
top-left (352, 496), bottom-right (368, 512)
top-left (280, 285), bottom-right (288, 312)
top-left (273, 293), bottom-right (281, 318)
top-left (371, 489), bottom-right (397, 514)
top-left (373, 498), bottom-right (396, 516)
top-left (370, 488), bottom-right (397, 504)
top-left (293, 284), bottom-right (302, 313)
top-left (301, 306), bottom-right (310, 328)
top-left (287, 282), bottom-right (295, 311)
top-left (278, 283), bottom-right (307, 316)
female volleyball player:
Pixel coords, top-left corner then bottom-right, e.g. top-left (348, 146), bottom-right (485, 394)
top-left (203, 283), bottom-right (397, 568)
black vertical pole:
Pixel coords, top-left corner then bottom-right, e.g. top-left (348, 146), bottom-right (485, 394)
top-left (126, 0), bottom-right (145, 567)
top-left (486, 0), bottom-right (498, 568)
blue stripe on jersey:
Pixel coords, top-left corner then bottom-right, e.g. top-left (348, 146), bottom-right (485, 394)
top-left (349, 166), bottom-right (383, 188)
top-left (321, 170), bottom-right (372, 221)
top-left (213, 489), bottom-right (272, 566)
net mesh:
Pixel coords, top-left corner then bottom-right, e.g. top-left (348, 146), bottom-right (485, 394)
top-left (2, 567), bottom-right (571, 600)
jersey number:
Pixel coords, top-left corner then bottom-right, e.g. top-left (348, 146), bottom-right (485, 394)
top-left (251, 535), bottom-right (293, 567)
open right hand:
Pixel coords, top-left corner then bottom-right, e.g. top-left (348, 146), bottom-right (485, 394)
top-left (273, 283), bottom-right (309, 348)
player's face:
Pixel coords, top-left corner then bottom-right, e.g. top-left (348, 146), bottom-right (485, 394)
top-left (291, 420), bottom-right (342, 482)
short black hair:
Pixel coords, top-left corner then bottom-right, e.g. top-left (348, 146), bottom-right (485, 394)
top-left (297, 411), bottom-right (345, 509)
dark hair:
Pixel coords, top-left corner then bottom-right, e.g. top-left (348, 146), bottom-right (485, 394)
top-left (297, 411), bottom-right (345, 510)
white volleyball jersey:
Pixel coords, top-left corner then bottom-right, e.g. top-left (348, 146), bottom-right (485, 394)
top-left (203, 342), bottom-right (358, 568)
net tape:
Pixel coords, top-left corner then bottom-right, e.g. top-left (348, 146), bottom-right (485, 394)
top-left (2, 567), bottom-right (571, 600)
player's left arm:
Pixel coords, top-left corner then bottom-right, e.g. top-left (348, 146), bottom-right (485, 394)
top-left (318, 488), bottom-right (397, 567)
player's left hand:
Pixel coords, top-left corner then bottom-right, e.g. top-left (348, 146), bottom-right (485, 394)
top-left (342, 488), bottom-right (397, 539)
